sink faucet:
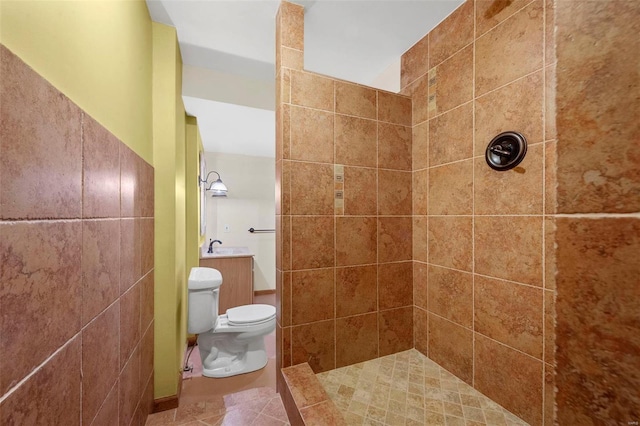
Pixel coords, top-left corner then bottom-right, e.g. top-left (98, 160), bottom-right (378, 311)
top-left (208, 239), bottom-right (222, 253)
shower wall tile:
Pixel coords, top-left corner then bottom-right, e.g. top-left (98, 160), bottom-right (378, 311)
top-left (429, 44), bottom-right (473, 116)
top-left (401, 34), bottom-right (429, 89)
top-left (92, 381), bottom-right (119, 426)
top-left (428, 266), bottom-right (473, 328)
top-left (119, 283), bottom-right (141, 370)
top-left (120, 144), bottom-right (140, 218)
top-left (474, 71), bottom-right (544, 156)
top-left (428, 160), bottom-right (473, 215)
top-left (289, 106), bottom-right (334, 163)
top-left (476, 0), bottom-right (533, 36)
top-left (82, 303), bottom-right (119, 425)
top-left (428, 314), bottom-right (473, 384)
top-left (290, 162), bottom-right (334, 215)
top-left (291, 71), bottom-right (334, 112)
top-left (291, 216), bottom-right (334, 270)
top-left (474, 276), bottom-right (543, 359)
top-left (544, 64), bottom-right (556, 141)
top-left (555, 217), bottom-right (640, 422)
top-left (428, 216), bottom-right (472, 272)
top-left (120, 218), bottom-right (142, 293)
top-left (343, 167), bottom-right (377, 215)
top-left (0, 45), bottom-right (82, 220)
top-left (335, 81), bottom-right (376, 119)
top-left (141, 218), bottom-right (155, 275)
top-left (378, 261), bottom-right (413, 310)
top-left (141, 321), bottom-right (154, 390)
top-left (0, 337), bottom-right (81, 426)
top-left (544, 290), bottom-right (555, 365)
top-left (474, 143), bottom-right (544, 215)
top-left (413, 307), bottom-right (429, 355)
top-left (413, 262), bottom-right (428, 310)
top-left (0, 43), bottom-right (154, 424)
top-left (544, 366), bottom-right (554, 426)
top-left (82, 219), bottom-right (120, 326)
top-left (291, 320), bottom-right (335, 373)
top-left (83, 114), bottom-right (121, 218)
top-left (378, 91), bottom-right (411, 126)
top-left (544, 217), bottom-right (556, 291)
top-left (279, 1), bottom-right (304, 50)
top-left (544, 141), bottom-right (557, 215)
top-left (0, 221), bottom-right (82, 395)
top-left (474, 334), bottom-right (543, 426)
top-left (428, 102), bottom-right (473, 166)
top-left (412, 216), bottom-right (428, 263)
top-left (335, 265), bottom-right (377, 318)
top-left (119, 347), bottom-right (140, 426)
top-left (410, 76), bottom-right (429, 126)
top-left (277, 0), bottom-right (420, 380)
top-left (291, 269), bottom-right (335, 325)
top-left (412, 169), bottom-right (429, 215)
top-left (378, 123), bottom-right (412, 171)
top-left (412, 121), bottom-right (429, 170)
top-left (379, 307), bottom-right (413, 356)
top-left (378, 170), bottom-right (412, 215)
top-left (475, 0), bottom-right (543, 96)
top-left (335, 115), bottom-right (377, 167)
top-left (428, 0), bottom-right (474, 68)
top-left (555, 1), bottom-right (640, 214)
top-left (475, 216), bottom-right (543, 286)
top-left (141, 271), bottom-right (155, 331)
top-left (336, 313), bottom-right (379, 367)
top-left (378, 217), bottom-right (412, 263)
top-left (336, 216), bottom-right (377, 266)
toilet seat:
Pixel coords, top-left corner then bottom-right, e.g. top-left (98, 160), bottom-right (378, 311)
top-left (226, 304), bottom-right (276, 327)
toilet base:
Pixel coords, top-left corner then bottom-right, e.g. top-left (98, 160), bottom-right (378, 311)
top-left (198, 331), bottom-right (270, 378)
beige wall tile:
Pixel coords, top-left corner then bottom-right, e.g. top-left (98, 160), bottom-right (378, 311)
top-left (428, 160), bottom-right (473, 215)
top-left (475, 0), bottom-right (544, 96)
top-left (379, 307), bottom-right (414, 356)
top-left (378, 170), bottom-right (412, 215)
top-left (335, 81), bottom-right (377, 119)
top-left (429, 0), bottom-right (474, 68)
top-left (412, 216), bottom-right (428, 263)
top-left (291, 216), bottom-right (335, 270)
top-left (378, 123), bottom-right (412, 171)
top-left (290, 162), bottom-right (334, 215)
top-left (291, 320), bottom-right (336, 373)
top-left (378, 91), bottom-right (412, 126)
top-left (428, 266), bottom-right (473, 328)
top-left (428, 216), bottom-right (473, 272)
top-left (379, 262), bottom-right (413, 310)
top-left (344, 167), bottom-right (377, 215)
top-left (336, 216), bottom-right (377, 266)
top-left (475, 0), bottom-right (533, 37)
top-left (474, 71), bottom-right (544, 156)
top-left (336, 265), bottom-right (378, 318)
top-left (474, 275), bottom-right (543, 359)
top-left (428, 314), bottom-right (473, 384)
top-left (430, 44), bottom-right (474, 116)
top-left (428, 102), bottom-right (473, 166)
top-left (401, 35), bottom-right (429, 89)
top-left (412, 121), bottom-right (429, 170)
top-left (336, 314), bottom-right (379, 367)
top-left (378, 217), bottom-right (412, 262)
top-left (291, 71), bottom-right (334, 111)
top-left (474, 143), bottom-right (544, 215)
top-left (474, 334), bottom-right (543, 425)
top-left (475, 216), bottom-right (543, 286)
top-left (335, 115), bottom-right (377, 167)
top-left (290, 106), bottom-right (334, 163)
top-left (292, 269), bottom-right (335, 325)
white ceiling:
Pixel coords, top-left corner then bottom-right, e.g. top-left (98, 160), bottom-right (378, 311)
top-left (146, 0), bottom-right (463, 157)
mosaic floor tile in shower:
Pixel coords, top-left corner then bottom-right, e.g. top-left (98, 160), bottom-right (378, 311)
top-left (317, 349), bottom-right (529, 426)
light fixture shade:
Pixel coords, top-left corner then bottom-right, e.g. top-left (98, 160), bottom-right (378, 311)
top-left (209, 178), bottom-right (228, 197)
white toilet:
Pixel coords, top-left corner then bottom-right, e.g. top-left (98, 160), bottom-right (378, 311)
top-left (187, 267), bottom-right (276, 378)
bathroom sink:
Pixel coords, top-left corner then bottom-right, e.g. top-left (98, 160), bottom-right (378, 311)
top-left (201, 246), bottom-right (253, 258)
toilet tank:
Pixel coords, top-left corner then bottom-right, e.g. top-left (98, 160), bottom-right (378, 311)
top-left (187, 267), bottom-right (223, 334)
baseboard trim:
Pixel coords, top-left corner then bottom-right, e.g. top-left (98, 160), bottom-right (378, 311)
top-left (153, 371), bottom-right (183, 412)
top-left (254, 289), bottom-right (276, 296)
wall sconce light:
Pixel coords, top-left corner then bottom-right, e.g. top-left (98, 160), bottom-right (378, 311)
top-left (199, 171), bottom-right (228, 197)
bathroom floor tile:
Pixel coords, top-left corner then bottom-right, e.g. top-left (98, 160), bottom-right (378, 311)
top-left (317, 349), bottom-right (529, 426)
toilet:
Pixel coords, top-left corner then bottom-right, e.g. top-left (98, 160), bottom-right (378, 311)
top-left (187, 267), bottom-right (276, 378)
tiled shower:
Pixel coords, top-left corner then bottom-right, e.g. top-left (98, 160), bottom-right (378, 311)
top-left (275, 1), bottom-right (639, 425)
top-left (0, 45), bottom-right (155, 425)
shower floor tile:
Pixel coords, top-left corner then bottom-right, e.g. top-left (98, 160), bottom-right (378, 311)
top-left (317, 349), bottom-right (529, 426)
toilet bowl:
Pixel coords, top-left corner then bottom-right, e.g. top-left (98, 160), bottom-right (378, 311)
top-left (188, 267), bottom-right (276, 378)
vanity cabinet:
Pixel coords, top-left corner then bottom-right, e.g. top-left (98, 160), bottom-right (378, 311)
top-left (199, 256), bottom-right (253, 314)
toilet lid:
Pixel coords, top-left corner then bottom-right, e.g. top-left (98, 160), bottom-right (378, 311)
top-left (226, 304), bottom-right (276, 325)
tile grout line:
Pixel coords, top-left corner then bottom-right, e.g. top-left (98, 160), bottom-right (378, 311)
top-left (471, 0), bottom-right (477, 391)
top-left (541, 0), bottom-right (548, 422)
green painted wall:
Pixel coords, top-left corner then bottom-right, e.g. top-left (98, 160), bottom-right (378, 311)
top-left (0, 0), bottom-right (153, 163)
